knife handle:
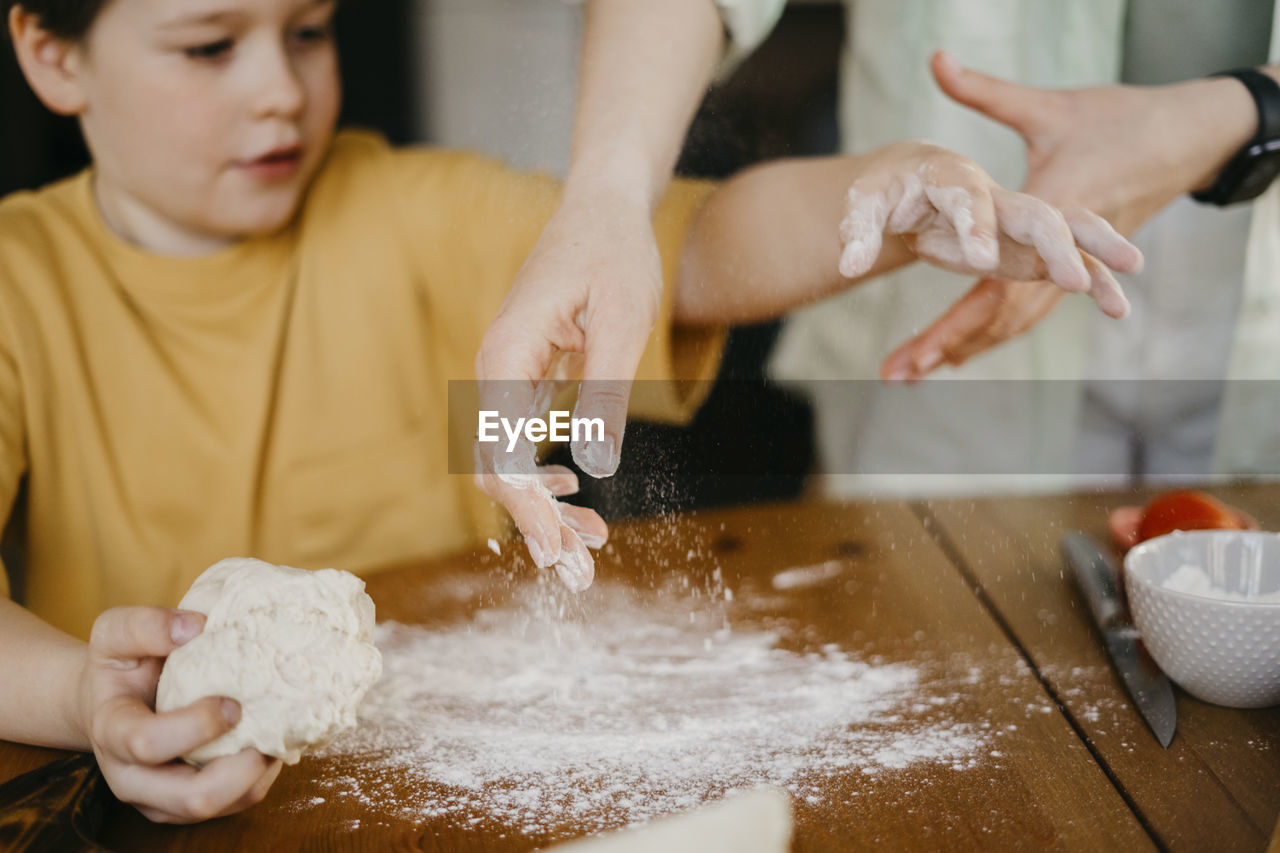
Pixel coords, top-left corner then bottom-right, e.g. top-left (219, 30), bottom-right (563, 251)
top-left (1062, 532), bottom-right (1123, 630)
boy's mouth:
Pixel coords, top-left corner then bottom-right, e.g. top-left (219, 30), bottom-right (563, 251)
top-left (241, 146), bottom-right (304, 181)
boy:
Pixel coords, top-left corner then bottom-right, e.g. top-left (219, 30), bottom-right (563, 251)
top-left (0, 0), bottom-right (1140, 823)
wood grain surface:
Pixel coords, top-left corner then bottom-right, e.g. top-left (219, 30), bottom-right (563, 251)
top-left (919, 485), bottom-right (1280, 852)
top-left (0, 491), bottom-right (1274, 851)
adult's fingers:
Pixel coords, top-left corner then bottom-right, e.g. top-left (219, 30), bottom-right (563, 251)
top-left (993, 190), bottom-right (1090, 293)
top-left (930, 50), bottom-right (1053, 139)
top-left (476, 471), bottom-right (562, 568)
top-left (881, 281), bottom-right (1004, 381)
top-left (881, 278), bottom-right (1065, 380)
top-left (474, 320), bottom-right (548, 503)
top-left (553, 524), bottom-right (595, 593)
top-left (539, 465), bottom-right (581, 497)
top-left (89, 607), bottom-right (205, 666)
top-left (97, 694), bottom-right (238, 767)
top-left (474, 330), bottom-right (545, 440)
top-left (1108, 505), bottom-right (1144, 551)
top-left (1060, 206), bottom-right (1144, 273)
top-left (573, 302), bottom-right (654, 478)
top-left (936, 280), bottom-right (1064, 364)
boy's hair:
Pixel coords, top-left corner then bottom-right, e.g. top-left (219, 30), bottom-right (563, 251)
top-left (5, 1), bottom-right (107, 40)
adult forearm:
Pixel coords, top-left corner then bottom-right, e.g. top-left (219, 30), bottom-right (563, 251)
top-left (0, 598), bottom-right (87, 749)
top-left (567, 0), bottom-right (723, 208)
top-left (674, 156), bottom-right (915, 325)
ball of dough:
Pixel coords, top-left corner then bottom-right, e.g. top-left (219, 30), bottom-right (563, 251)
top-left (156, 557), bottom-right (382, 766)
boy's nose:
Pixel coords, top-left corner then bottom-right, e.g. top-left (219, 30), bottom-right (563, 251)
top-left (254, 51), bottom-right (307, 119)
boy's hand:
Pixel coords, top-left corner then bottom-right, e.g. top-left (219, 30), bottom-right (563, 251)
top-left (838, 140), bottom-right (1142, 326)
top-left (77, 607), bottom-right (282, 823)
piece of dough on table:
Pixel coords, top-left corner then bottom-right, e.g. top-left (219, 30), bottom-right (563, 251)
top-left (548, 787), bottom-right (792, 853)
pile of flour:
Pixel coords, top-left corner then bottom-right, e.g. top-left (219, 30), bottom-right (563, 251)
top-left (1164, 563), bottom-right (1280, 603)
top-left (310, 577), bottom-right (987, 835)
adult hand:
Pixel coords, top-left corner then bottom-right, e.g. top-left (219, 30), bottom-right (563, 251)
top-left (881, 50), bottom-right (1253, 381)
top-left (474, 188), bottom-right (645, 587)
top-left (839, 139), bottom-right (1141, 320)
top-left (77, 607), bottom-right (282, 823)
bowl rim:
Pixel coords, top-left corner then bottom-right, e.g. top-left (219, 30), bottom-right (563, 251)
top-left (1125, 530), bottom-right (1280, 610)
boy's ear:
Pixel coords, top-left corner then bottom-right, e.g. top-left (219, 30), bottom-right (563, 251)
top-left (8, 5), bottom-right (88, 116)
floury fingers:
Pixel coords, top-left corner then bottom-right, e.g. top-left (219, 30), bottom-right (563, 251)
top-left (836, 143), bottom-right (1140, 319)
top-left (552, 525), bottom-right (596, 593)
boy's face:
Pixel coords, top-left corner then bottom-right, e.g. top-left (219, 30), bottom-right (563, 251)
top-left (73, 0), bottom-right (341, 252)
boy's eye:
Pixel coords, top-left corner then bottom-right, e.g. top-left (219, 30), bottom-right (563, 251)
top-left (183, 38), bottom-right (233, 60)
top-left (292, 24), bottom-right (333, 45)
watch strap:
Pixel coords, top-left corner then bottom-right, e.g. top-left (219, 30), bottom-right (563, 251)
top-left (1191, 68), bottom-right (1280, 205)
top-left (1214, 68), bottom-right (1280, 144)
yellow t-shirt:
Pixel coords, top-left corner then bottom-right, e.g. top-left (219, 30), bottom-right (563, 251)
top-left (0, 131), bottom-right (721, 638)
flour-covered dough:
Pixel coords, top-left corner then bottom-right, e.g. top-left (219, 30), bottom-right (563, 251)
top-left (156, 557), bottom-right (382, 765)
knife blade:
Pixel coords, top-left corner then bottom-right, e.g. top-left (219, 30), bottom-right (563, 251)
top-left (1061, 532), bottom-right (1177, 748)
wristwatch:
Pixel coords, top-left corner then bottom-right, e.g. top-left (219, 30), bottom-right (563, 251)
top-left (1191, 68), bottom-right (1280, 206)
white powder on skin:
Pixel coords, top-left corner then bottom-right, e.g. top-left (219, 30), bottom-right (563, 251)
top-left (1164, 563), bottom-right (1280, 603)
top-left (309, 580), bottom-right (987, 837)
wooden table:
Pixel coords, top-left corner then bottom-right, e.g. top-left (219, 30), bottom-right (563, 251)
top-left (1, 487), bottom-right (1277, 852)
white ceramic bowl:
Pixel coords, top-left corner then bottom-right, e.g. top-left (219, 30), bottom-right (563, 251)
top-left (1125, 530), bottom-right (1280, 708)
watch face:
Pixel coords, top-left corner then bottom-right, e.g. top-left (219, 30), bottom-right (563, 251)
top-left (1225, 140), bottom-right (1280, 204)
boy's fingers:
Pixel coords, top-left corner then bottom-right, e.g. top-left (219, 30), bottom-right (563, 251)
top-left (923, 163), bottom-right (999, 270)
top-left (994, 190), bottom-right (1090, 293)
top-left (89, 607), bottom-right (205, 664)
top-left (930, 50), bottom-right (1051, 138)
top-left (838, 186), bottom-right (889, 278)
top-left (1082, 253), bottom-right (1131, 319)
top-left (560, 503), bottom-right (608, 550)
top-left (1061, 206), bottom-right (1145, 273)
top-left (100, 694), bottom-right (238, 766)
top-left (135, 748), bottom-right (275, 823)
top-left (211, 757), bottom-right (284, 818)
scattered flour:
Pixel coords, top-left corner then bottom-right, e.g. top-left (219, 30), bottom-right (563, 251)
top-left (770, 560), bottom-right (845, 590)
top-left (311, 582), bottom-right (986, 836)
top-left (1164, 564), bottom-right (1280, 603)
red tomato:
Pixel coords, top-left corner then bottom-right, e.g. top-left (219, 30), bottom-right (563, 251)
top-left (1135, 490), bottom-right (1248, 543)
